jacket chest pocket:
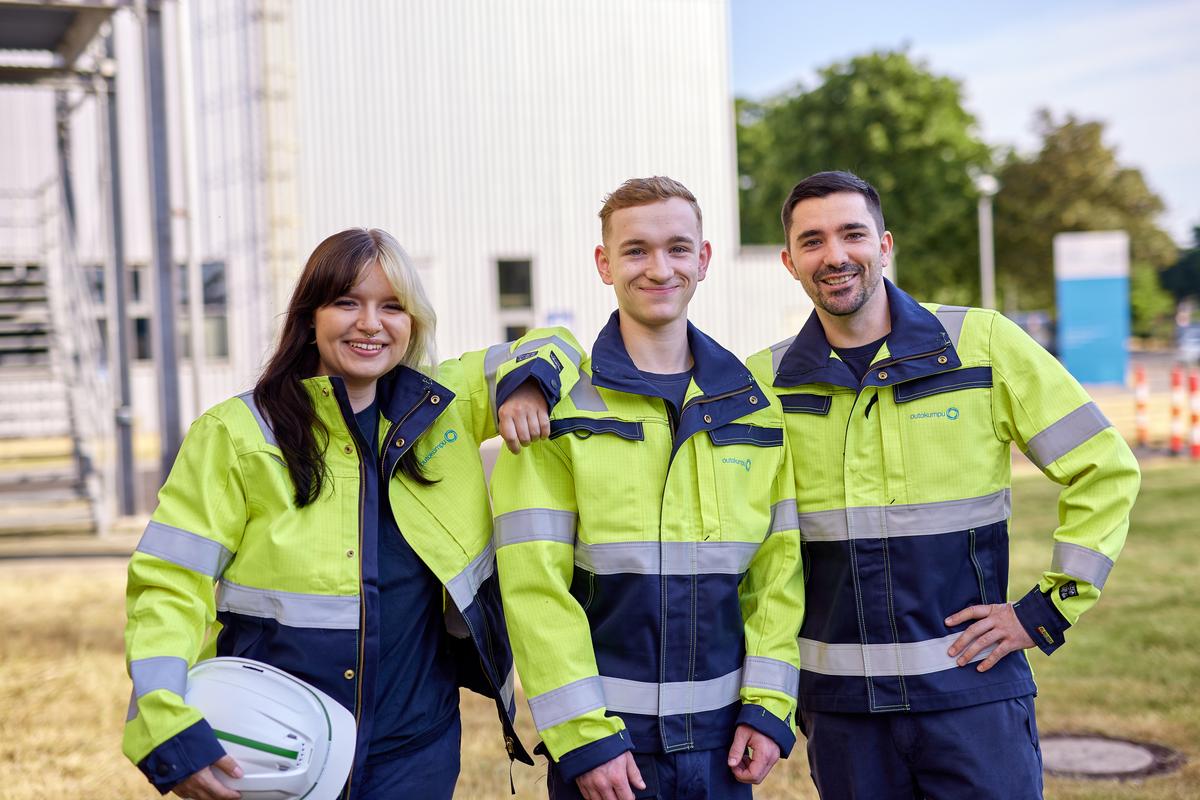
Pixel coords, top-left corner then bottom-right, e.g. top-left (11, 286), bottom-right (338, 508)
top-left (551, 417), bottom-right (661, 539)
top-left (893, 367), bottom-right (999, 495)
top-left (707, 423), bottom-right (783, 543)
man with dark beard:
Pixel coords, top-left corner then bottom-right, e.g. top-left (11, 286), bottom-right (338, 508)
top-left (746, 171), bottom-right (1139, 799)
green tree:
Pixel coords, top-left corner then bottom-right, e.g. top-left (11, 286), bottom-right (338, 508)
top-left (736, 50), bottom-right (992, 303)
top-left (993, 111), bottom-right (1177, 336)
top-left (1161, 227), bottom-right (1200, 305)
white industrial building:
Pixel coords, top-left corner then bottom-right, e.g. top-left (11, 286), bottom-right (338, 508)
top-left (0, 0), bottom-right (810, 522)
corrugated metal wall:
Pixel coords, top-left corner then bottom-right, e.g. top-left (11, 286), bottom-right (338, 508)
top-left (2, 0), bottom-right (814, 441)
top-left (283, 0), bottom-right (806, 360)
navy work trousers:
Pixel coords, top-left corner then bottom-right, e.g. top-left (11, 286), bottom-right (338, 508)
top-left (356, 712), bottom-right (461, 800)
top-left (549, 748), bottom-right (753, 800)
top-left (801, 695), bottom-right (1043, 800)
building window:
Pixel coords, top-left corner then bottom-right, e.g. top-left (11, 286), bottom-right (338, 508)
top-left (177, 261), bottom-right (229, 359)
top-left (497, 258), bottom-right (534, 340)
top-left (497, 259), bottom-right (533, 309)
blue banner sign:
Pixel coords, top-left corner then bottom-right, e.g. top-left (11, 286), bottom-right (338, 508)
top-left (1053, 231), bottom-right (1130, 385)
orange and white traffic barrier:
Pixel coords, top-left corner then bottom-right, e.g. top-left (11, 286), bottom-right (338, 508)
top-left (1190, 369), bottom-right (1200, 461)
top-left (1134, 365), bottom-right (1149, 448)
top-left (1170, 365), bottom-right (1185, 455)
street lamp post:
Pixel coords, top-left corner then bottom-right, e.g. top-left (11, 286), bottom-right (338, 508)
top-left (975, 173), bottom-right (999, 309)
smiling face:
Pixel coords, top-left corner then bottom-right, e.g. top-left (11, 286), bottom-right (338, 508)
top-left (312, 260), bottom-right (411, 396)
top-left (595, 197), bottom-right (711, 333)
top-left (782, 191), bottom-right (893, 319)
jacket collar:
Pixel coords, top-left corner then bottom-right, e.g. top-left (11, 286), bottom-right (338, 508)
top-left (307, 364), bottom-right (454, 446)
top-left (774, 278), bottom-right (959, 390)
top-left (589, 310), bottom-right (755, 400)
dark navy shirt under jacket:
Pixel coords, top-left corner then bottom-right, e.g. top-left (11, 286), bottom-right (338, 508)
top-left (637, 368), bottom-right (693, 418)
top-left (833, 335), bottom-right (887, 384)
top-left (354, 401), bottom-right (458, 761)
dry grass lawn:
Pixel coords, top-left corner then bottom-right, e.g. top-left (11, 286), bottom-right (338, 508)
top-left (1, 461), bottom-right (1196, 798)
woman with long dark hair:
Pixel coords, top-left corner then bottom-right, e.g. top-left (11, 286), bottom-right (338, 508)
top-left (122, 228), bottom-right (578, 799)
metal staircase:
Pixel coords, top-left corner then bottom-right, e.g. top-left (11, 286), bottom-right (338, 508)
top-left (0, 183), bottom-right (112, 537)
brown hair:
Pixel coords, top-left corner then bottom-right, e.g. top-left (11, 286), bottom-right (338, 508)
top-left (599, 176), bottom-right (703, 242)
top-left (254, 228), bottom-right (436, 506)
top-left (781, 170), bottom-right (885, 242)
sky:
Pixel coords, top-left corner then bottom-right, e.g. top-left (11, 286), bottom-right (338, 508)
top-left (730, 0), bottom-right (1200, 245)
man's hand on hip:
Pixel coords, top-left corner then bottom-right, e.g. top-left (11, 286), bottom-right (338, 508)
top-left (946, 602), bottom-right (1036, 672)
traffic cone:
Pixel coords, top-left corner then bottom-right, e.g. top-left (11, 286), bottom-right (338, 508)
top-left (1134, 365), bottom-right (1149, 448)
top-left (1170, 365), bottom-right (1185, 455)
top-left (1191, 370), bottom-right (1200, 461)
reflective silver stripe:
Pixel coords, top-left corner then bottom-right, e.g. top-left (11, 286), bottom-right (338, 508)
top-left (800, 633), bottom-right (995, 676)
top-left (528, 675), bottom-right (605, 731)
top-left (126, 690), bottom-right (138, 721)
top-left (743, 656), bottom-right (799, 697)
top-left (1052, 541), bottom-right (1114, 589)
top-left (569, 369), bottom-right (608, 412)
top-left (494, 508), bottom-right (577, 548)
top-left (216, 580), bottom-right (359, 629)
top-left (603, 669), bottom-right (742, 717)
top-left (514, 335), bottom-right (584, 370)
top-left (1026, 402), bottom-right (1111, 469)
top-left (501, 665), bottom-right (517, 719)
top-left (934, 305), bottom-right (970, 348)
top-left (483, 342), bottom-right (514, 423)
top-left (130, 655), bottom-right (188, 699)
top-left (797, 489), bottom-right (1010, 543)
top-left (136, 521), bottom-right (233, 578)
top-left (770, 335), bottom-right (797, 378)
top-left (485, 335), bottom-right (586, 420)
top-left (237, 390), bottom-right (277, 448)
top-left (769, 499), bottom-right (799, 536)
top-left (446, 543), bottom-right (496, 611)
top-left (575, 540), bottom-right (761, 576)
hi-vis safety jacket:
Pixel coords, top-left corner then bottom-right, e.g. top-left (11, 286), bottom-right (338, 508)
top-left (492, 313), bottom-right (805, 782)
top-left (747, 280), bottom-right (1140, 714)
top-left (123, 330), bottom-right (582, 797)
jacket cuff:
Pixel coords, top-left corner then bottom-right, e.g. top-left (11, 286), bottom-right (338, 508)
top-left (736, 703), bottom-right (796, 758)
top-left (553, 729), bottom-right (633, 783)
top-left (495, 359), bottom-right (562, 411)
top-left (1013, 585), bottom-right (1071, 655)
top-left (137, 718), bottom-right (227, 794)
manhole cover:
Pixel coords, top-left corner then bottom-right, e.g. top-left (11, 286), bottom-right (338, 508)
top-left (1042, 733), bottom-right (1186, 780)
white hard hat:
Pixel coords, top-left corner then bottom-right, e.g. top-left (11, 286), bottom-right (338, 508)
top-left (185, 657), bottom-right (357, 800)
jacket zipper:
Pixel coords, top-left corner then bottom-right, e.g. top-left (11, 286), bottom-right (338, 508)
top-left (382, 388), bottom-right (433, 479)
top-left (869, 342), bottom-right (950, 373)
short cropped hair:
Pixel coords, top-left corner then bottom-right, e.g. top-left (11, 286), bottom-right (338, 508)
top-left (781, 171), bottom-right (885, 241)
top-left (599, 176), bottom-right (703, 242)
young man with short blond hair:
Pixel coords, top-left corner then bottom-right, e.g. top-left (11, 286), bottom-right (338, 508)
top-left (493, 177), bottom-right (804, 799)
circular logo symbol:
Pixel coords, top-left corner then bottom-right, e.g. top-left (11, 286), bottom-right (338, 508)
top-left (946, 407), bottom-right (960, 421)
top-left (444, 429), bottom-right (459, 443)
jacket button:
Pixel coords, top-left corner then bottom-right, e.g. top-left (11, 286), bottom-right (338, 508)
top-left (703, 414), bottom-right (712, 424)
top-left (749, 396), bottom-right (758, 405)
top-left (505, 735), bottom-right (514, 754)
top-left (346, 549), bottom-right (355, 558)
top-left (430, 395), bottom-right (441, 404)
top-left (395, 438), bottom-right (405, 448)
top-left (343, 444), bottom-right (353, 455)
top-left (321, 387), bottom-right (330, 397)
top-left (155, 763), bottom-right (171, 777)
top-left (937, 355), bottom-right (948, 364)
top-left (344, 669), bottom-right (355, 680)
top-left (877, 370), bottom-right (888, 380)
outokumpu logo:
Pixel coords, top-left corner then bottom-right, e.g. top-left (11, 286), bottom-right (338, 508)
top-left (418, 429), bottom-right (459, 466)
top-left (909, 406), bottom-right (960, 421)
top-left (722, 456), bottom-right (752, 472)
